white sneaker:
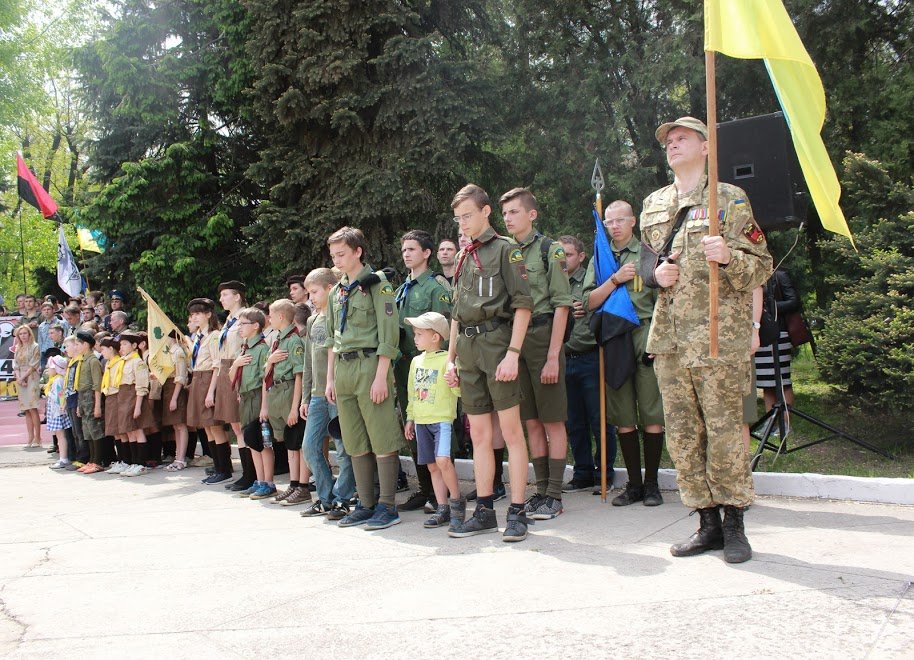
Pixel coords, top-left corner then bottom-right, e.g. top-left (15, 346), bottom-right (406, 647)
top-left (49, 460), bottom-right (69, 470)
top-left (106, 461), bottom-right (125, 474)
top-left (120, 464), bottom-right (139, 477)
top-left (131, 465), bottom-right (149, 477)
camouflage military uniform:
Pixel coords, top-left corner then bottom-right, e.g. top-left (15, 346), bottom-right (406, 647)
top-left (641, 174), bottom-right (772, 508)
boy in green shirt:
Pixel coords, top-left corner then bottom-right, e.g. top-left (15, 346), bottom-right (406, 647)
top-left (402, 312), bottom-right (462, 530)
top-left (229, 307), bottom-right (274, 498)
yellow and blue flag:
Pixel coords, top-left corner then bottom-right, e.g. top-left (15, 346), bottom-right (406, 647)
top-left (705, 0), bottom-right (854, 244)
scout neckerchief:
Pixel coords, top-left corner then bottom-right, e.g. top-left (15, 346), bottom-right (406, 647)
top-left (219, 316), bottom-right (237, 349)
top-left (191, 332), bottom-right (203, 368)
top-left (396, 276), bottom-right (418, 308)
top-left (68, 354), bottom-right (84, 392)
top-left (453, 238), bottom-right (486, 283)
top-left (232, 335), bottom-right (265, 390)
top-left (263, 331), bottom-right (283, 389)
top-left (101, 356), bottom-right (122, 391)
top-left (337, 280), bottom-right (360, 333)
top-left (113, 351), bottom-right (138, 388)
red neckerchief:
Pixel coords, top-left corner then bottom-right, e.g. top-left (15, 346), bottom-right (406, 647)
top-left (454, 239), bottom-right (486, 282)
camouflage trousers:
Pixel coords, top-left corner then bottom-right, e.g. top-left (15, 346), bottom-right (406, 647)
top-left (654, 354), bottom-right (755, 508)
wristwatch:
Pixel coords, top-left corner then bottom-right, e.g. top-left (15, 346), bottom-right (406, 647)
top-left (752, 321), bottom-right (761, 329)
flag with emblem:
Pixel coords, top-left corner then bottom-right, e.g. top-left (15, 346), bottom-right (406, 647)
top-left (138, 286), bottom-right (185, 382)
top-left (588, 209), bottom-right (640, 389)
top-left (57, 225), bottom-right (83, 297)
top-left (705, 0), bottom-right (854, 244)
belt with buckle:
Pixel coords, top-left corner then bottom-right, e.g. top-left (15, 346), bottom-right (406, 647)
top-left (565, 348), bottom-right (597, 358)
top-left (268, 378), bottom-right (293, 391)
top-left (338, 348), bottom-right (377, 361)
top-left (460, 318), bottom-right (502, 338)
top-left (529, 313), bottom-right (553, 328)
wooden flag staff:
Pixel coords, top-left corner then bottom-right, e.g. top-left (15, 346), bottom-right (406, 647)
top-left (705, 51), bottom-right (720, 358)
top-left (591, 159), bottom-right (608, 503)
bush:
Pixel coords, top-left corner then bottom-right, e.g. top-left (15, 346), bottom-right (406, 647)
top-left (816, 153), bottom-right (914, 410)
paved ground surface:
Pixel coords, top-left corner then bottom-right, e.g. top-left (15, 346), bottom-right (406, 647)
top-left (2, 401), bottom-right (913, 658)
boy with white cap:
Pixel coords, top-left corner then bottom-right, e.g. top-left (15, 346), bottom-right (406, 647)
top-left (402, 311), bottom-right (464, 530)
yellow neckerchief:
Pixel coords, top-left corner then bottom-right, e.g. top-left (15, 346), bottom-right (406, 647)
top-left (113, 351), bottom-right (139, 387)
top-left (44, 372), bottom-right (62, 397)
top-left (102, 356), bottom-right (122, 391)
top-left (68, 354), bottom-right (84, 389)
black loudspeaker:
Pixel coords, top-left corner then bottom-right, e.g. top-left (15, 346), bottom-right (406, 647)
top-left (717, 111), bottom-right (808, 231)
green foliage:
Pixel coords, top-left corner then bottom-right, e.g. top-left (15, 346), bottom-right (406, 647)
top-left (816, 153), bottom-right (914, 410)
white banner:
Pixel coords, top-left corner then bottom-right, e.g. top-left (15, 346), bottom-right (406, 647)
top-left (57, 225), bottom-right (82, 297)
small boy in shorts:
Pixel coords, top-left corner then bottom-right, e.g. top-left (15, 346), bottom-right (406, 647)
top-left (402, 312), bottom-right (463, 530)
top-left (229, 307), bottom-right (274, 499)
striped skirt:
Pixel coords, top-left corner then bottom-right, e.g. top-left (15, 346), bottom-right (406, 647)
top-left (754, 330), bottom-right (792, 388)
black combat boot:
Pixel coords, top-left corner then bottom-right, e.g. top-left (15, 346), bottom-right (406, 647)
top-left (670, 506), bottom-right (724, 557)
top-left (722, 505), bottom-right (753, 563)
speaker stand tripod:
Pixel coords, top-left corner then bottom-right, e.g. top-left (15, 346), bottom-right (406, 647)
top-left (749, 339), bottom-right (894, 470)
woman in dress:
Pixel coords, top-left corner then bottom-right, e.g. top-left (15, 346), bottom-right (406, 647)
top-left (13, 325), bottom-right (42, 447)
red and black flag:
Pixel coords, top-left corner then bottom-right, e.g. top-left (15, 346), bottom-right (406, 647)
top-left (16, 152), bottom-right (58, 218)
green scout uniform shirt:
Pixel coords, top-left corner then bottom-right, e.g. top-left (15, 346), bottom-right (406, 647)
top-left (76, 353), bottom-right (103, 393)
top-left (306, 313), bottom-right (330, 400)
top-left (582, 237), bottom-right (657, 322)
top-left (452, 226), bottom-right (534, 326)
top-left (564, 265), bottom-right (597, 354)
top-left (640, 174), bottom-right (772, 366)
top-left (396, 270), bottom-right (452, 358)
top-left (325, 264), bottom-right (400, 360)
top-left (511, 231), bottom-right (572, 316)
top-left (239, 334), bottom-right (269, 395)
top-left (270, 324), bottom-right (305, 385)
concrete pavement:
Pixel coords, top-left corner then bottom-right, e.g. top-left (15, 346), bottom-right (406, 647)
top-left (1, 443), bottom-right (912, 659)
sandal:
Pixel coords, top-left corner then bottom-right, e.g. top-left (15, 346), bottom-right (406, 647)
top-left (164, 461), bottom-right (186, 472)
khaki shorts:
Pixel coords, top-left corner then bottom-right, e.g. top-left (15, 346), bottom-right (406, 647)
top-left (456, 323), bottom-right (522, 415)
top-left (266, 380), bottom-right (295, 448)
top-left (518, 321), bottom-right (567, 423)
top-left (606, 325), bottom-right (664, 427)
top-left (334, 353), bottom-right (404, 456)
top-left (239, 389), bottom-right (262, 429)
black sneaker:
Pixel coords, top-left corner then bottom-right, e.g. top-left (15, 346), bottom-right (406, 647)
top-left (300, 500), bottom-right (331, 517)
top-left (400, 491), bottom-right (427, 511)
top-left (503, 507), bottom-right (534, 542)
top-left (465, 488), bottom-right (477, 502)
top-left (493, 482), bottom-right (507, 501)
top-left (47, 445), bottom-right (58, 454)
top-left (611, 482), bottom-right (645, 506)
top-left (562, 478), bottom-right (594, 493)
top-left (642, 482), bottom-right (664, 507)
top-left (396, 475), bottom-right (410, 492)
top-left (524, 493), bottom-right (546, 514)
top-left (448, 504), bottom-right (498, 538)
top-left (327, 502), bottom-right (351, 521)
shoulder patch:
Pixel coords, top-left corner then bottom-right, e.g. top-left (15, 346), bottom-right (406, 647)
top-left (508, 249), bottom-right (524, 264)
top-left (385, 302), bottom-right (394, 316)
top-left (438, 293), bottom-right (450, 303)
top-left (551, 245), bottom-right (566, 260)
top-left (743, 220), bottom-right (765, 244)
top-left (293, 345), bottom-right (304, 357)
top-left (380, 283), bottom-right (395, 296)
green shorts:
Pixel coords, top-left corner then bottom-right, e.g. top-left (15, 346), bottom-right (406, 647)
top-left (455, 323), bottom-right (522, 415)
top-left (77, 389), bottom-right (105, 441)
top-left (334, 353), bottom-right (404, 456)
top-left (266, 380), bottom-right (294, 447)
top-left (606, 325), bottom-right (665, 428)
top-left (239, 388), bottom-right (262, 429)
top-left (518, 321), bottom-right (567, 423)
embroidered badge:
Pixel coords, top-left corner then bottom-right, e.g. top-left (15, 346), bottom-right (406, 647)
top-left (293, 345), bottom-right (304, 357)
top-left (380, 283), bottom-right (394, 296)
top-left (509, 249), bottom-right (524, 264)
top-left (552, 246), bottom-right (566, 260)
top-left (438, 293), bottom-right (450, 303)
top-left (518, 263), bottom-right (528, 280)
top-left (744, 221), bottom-right (765, 244)
top-left (385, 302), bottom-right (394, 316)
top-left (559, 259), bottom-right (568, 273)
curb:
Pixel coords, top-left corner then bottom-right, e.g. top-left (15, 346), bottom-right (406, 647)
top-left (230, 447), bottom-right (914, 505)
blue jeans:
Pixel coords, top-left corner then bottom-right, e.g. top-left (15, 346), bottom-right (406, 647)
top-left (564, 351), bottom-right (617, 482)
top-left (303, 397), bottom-right (354, 504)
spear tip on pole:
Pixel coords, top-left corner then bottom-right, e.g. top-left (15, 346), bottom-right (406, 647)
top-left (591, 158), bottom-right (605, 193)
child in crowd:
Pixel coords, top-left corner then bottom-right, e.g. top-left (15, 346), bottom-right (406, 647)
top-left (261, 299), bottom-right (307, 505)
top-left (47, 356), bottom-right (74, 470)
top-left (117, 333), bottom-right (155, 476)
top-left (72, 331), bottom-right (105, 473)
top-left (229, 307), bottom-right (274, 499)
top-left (403, 312), bottom-right (463, 530)
top-left (101, 338), bottom-right (129, 472)
top-left (162, 331), bottom-right (190, 471)
top-left (299, 268), bottom-right (356, 519)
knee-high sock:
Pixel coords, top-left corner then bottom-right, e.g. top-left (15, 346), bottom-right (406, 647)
top-left (351, 454), bottom-right (378, 508)
top-left (220, 443), bottom-right (233, 475)
top-left (643, 431), bottom-right (664, 485)
top-left (618, 430), bottom-right (642, 487)
top-left (376, 454), bottom-right (400, 508)
top-left (546, 458), bottom-right (566, 499)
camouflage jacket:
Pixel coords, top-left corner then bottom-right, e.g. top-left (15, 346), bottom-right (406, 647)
top-left (640, 174), bottom-right (773, 366)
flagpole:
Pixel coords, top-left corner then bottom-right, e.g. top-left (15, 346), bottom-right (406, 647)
top-left (705, 50), bottom-right (720, 358)
top-left (596, 198), bottom-right (608, 505)
top-left (18, 203), bottom-right (27, 294)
